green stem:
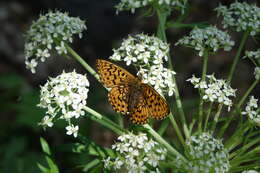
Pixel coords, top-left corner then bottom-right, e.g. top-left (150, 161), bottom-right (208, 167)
top-left (227, 30), bottom-right (250, 83)
top-left (218, 79), bottom-right (259, 137)
top-left (143, 124), bottom-right (187, 162)
top-left (204, 102), bottom-right (213, 131)
top-left (169, 114), bottom-right (185, 145)
top-left (198, 51), bottom-right (209, 132)
top-left (65, 43), bottom-right (100, 80)
top-left (84, 107), bottom-right (125, 135)
top-left (210, 104), bottom-right (222, 133)
top-left (156, 7), bottom-right (190, 139)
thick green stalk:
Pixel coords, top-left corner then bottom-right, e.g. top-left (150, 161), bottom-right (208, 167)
top-left (198, 51), bottom-right (209, 132)
top-left (227, 30), bottom-right (250, 83)
top-left (218, 79), bottom-right (259, 137)
top-left (156, 8), bottom-right (190, 139)
top-left (143, 124), bottom-right (187, 162)
top-left (84, 107), bottom-right (125, 135)
top-left (65, 43), bottom-right (100, 80)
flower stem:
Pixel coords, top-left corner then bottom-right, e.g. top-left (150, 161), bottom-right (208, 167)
top-left (65, 43), bottom-right (100, 80)
top-left (227, 30), bottom-right (250, 83)
top-left (143, 124), bottom-right (187, 162)
top-left (210, 104), bottom-right (222, 133)
top-left (168, 113), bottom-right (185, 145)
top-left (198, 51), bottom-right (209, 132)
top-left (218, 79), bottom-right (259, 137)
top-left (204, 102), bottom-right (213, 131)
top-left (84, 106), bottom-right (126, 135)
top-left (156, 8), bottom-right (190, 139)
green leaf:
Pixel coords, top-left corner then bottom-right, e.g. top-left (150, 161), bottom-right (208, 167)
top-left (82, 159), bottom-right (100, 172)
top-left (37, 163), bottom-right (50, 173)
top-left (40, 137), bottom-right (51, 155)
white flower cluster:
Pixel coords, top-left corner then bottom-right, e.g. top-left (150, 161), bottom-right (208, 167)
top-left (185, 133), bottom-right (230, 173)
top-left (215, 2), bottom-right (260, 36)
top-left (115, 0), bottom-right (187, 13)
top-left (110, 33), bottom-right (176, 96)
top-left (38, 71), bottom-right (90, 137)
top-left (110, 34), bottom-right (169, 66)
top-left (242, 96), bottom-right (260, 126)
top-left (187, 75), bottom-right (236, 110)
top-left (138, 65), bottom-right (176, 96)
top-left (175, 26), bottom-right (234, 56)
top-left (103, 133), bottom-right (167, 173)
top-left (24, 11), bottom-right (86, 73)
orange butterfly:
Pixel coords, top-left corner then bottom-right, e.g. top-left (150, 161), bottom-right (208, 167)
top-left (96, 59), bottom-right (170, 124)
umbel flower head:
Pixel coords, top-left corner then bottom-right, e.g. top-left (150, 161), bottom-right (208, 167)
top-left (175, 26), bottom-right (234, 56)
top-left (38, 71), bottom-right (90, 137)
top-left (103, 133), bottom-right (167, 173)
top-left (187, 74), bottom-right (236, 111)
top-left (215, 2), bottom-right (260, 36)
top-left (181, 133), bottom-right (230, 173)
top-left (242, 96), bottom-right (260, 126)
top-left (110, 33), bottom-right (176, 96)
top-left (24, 11), bottom-right (86, 73)
top-left (115, 0), bottom-right (187, 14)
top-left (242, 170), bottom-right (259, 173)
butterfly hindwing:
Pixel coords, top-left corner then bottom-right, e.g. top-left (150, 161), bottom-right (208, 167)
top-left (141, 83), bottom-right (170, 120)
top-left (108, 85), bottom-right (130, 115)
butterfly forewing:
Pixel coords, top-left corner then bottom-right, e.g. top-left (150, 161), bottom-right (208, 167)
top-left (96, 59), bottom-right (138, 88)
top-left (141, 83), bottom-right (170, 120)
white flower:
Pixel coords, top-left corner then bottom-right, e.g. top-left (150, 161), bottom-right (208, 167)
top-left (115, 0), bottom-right (187, 14)
top-left (215, 2), bottom-right (260, 36)
top-left (242, 96), bottom-right (260, 126)
top-left (66, 124), bottom-right (79, 137)
top-left (24, 11), bottom-right (86, 73)
top-left (104, 133), bottom-right (167, 172)
top-left (39, 115), bottom-right (54, 127)
top-left (110, 34), bottom-right (169, 67)
top-left (187, 74), bottom-right (236, 110)
top-left (38, 71), bottom-right (89, 137)
top-left (175, 26), bottom-right (234, 56)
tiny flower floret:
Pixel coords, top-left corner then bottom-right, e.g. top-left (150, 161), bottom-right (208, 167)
top-left (184, 133), bottom-right (230, 173)
top-left (254, 67), bottom-right (260, 80)
top-left (187, 74), bottom-right (236, 110)
top-left (215, 2), bottom-right (260, 36)
top-left (176, 26), bottom-right (234, 56)
top-left (103, 133), bottom-right (167, 172)
top-left (24, 11), bottom-right (86, 73)
top-left (242, 96), bottom-right (260, 126)
top-left (115, 0), bottom-right (187, 14)
top-left (38, 71), bottom-right (89, 137)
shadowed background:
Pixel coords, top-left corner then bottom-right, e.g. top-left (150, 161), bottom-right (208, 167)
top-left (0, 0), bottom-right (259, 172)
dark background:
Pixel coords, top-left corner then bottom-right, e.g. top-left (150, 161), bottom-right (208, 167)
top-left (0, 0), bottom-right (259, 172)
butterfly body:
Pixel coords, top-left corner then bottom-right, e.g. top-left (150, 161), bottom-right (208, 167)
top-left (96, 59), bottom-right (170, 124)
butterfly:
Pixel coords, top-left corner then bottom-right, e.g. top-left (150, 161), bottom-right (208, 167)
top-left (96, 59), bottom-right (170, 124)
